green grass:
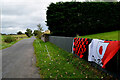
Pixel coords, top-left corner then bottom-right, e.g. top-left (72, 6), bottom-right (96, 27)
top-left (0, 34), bottom-right (28, 50)
top-left (78, 30), bottom-right (119, 41)
top-left (1, 40), bottom-right (18, 50)
top-left (33, 39), bottom-right (115, 79)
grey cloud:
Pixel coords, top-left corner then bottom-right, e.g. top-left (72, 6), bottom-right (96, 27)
top-left (1, 0), bottom-right (79, 34)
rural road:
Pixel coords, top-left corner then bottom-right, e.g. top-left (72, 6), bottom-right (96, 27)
top-left (2, 36), bottom-right (40, 78)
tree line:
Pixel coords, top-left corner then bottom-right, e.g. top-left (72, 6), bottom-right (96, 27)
top-left (1, 24), bottom-right (43, 38)
top-left (22, 24), bottom-right (43, 38)
top-left (46, 2), bottom-right (120, 37)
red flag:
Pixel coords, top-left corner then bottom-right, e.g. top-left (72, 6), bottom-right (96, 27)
top-left (102, 41), bottom-right (120, 68)
top-left (88, 39), bottom-right (120, 68)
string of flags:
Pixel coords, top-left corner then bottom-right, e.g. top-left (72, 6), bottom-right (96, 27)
top-left (72, 38), bottom-right (120, 69)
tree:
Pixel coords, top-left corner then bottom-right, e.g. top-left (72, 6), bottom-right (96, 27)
top-left (37, 24), bottom-right (43, 39)
top-left (25, 28), bottom-right (32, 37)
top-left (33, 30), bottom-right (39, 36)
top-left (17, 31), bottom-right (23, 35)
top-left (37, 24), bottom-right (43, 32)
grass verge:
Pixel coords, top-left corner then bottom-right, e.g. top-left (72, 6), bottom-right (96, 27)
top-left (78, 30), bottom-right (119, 41)
top-left (33, 39), bottom-right (115, 79)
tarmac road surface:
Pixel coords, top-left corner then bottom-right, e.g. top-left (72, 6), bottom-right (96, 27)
top-left (2, 36), bottom-right (40, 78)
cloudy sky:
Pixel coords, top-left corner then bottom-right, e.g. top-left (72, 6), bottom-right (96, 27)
top-left (1, 0), bottom-right (84, 34)
top-left (1, 0), bottom-right (120, 34)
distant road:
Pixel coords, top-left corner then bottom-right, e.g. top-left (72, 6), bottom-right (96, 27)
top-left (2, 36), bottom-right (40, 78)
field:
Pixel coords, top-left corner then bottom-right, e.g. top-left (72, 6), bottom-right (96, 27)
top-left (0, 34), bottom-right (28, 50)
top-left (9, 34), bottom-right (28, 40)
top-left (33, 39), bottom-right (115, 79)
top-left (78, 30), bottom-right (119, 41)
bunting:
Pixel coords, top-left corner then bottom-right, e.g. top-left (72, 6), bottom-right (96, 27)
top-left (72, 38), bottom-right (120, 69)
top-left (72, 38), bottom-right (91, 60)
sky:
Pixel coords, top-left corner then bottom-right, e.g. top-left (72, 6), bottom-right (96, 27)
top-left (1, 0), bottom-right (120, 34)
top-left (1, 0), bottom-right (85, 34)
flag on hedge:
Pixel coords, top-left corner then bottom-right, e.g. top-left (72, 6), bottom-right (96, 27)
top-left (88, 39), bottom-right (120, 68)
top-left (72, 38), bottom-right (92, 60)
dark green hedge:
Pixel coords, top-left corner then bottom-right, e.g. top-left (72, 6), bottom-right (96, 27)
top-left (46, 2), bottom-right (120, 37)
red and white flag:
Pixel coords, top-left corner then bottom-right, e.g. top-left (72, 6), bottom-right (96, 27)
top-left (88, 39), bottom-right (120, 68)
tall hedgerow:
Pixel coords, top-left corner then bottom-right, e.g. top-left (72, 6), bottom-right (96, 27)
top-left (46, 2), bottom-right (120, 37)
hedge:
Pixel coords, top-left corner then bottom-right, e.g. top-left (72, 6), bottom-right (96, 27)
top-left (46, 2), bottom-right (120, 37)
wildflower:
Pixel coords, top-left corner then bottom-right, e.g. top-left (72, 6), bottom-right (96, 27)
top-left (73, 73), bottom-right (75, 75)
top-left (65, 72), bottom-right (68, 74)
top-left (48, 69), bottom-right (50, 71)
top-left (57, 70), bottom-right (59, 72)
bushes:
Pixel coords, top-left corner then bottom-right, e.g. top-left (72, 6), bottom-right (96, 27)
top-left (25, 28), bottom-right (32, 37)
top-left (37, 31), bottom-right (42, 39)
top-left (4, 36), bottom-right (16, 43)
top-left (46, 2), bottom-right (120, 37)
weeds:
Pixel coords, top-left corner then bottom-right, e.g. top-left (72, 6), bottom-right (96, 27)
top-left (4, 36), bottom-right (16, 43)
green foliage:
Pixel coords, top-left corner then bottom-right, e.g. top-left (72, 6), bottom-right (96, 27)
top-left (46, 2), bottom-right (120, 37)
top-left (17, 31), bottom-right (23, 35)
top-left (4, 36), bottom-right (16, 43)
top-left (36, 24), bottom-right (43, 39)
top-left (33, 30), bottom-right (39, 36)
top-left (1, 34), bottom-right (6, 35)
top-left (25, 28), bottom-right (32, 37)
top-left (37, 24), bottom-right (43, 32)
top-left (37, 31), bottom-right (42, 39)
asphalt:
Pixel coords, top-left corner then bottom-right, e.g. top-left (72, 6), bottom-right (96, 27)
top-left (1, 36), bottom-right (40, 78)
